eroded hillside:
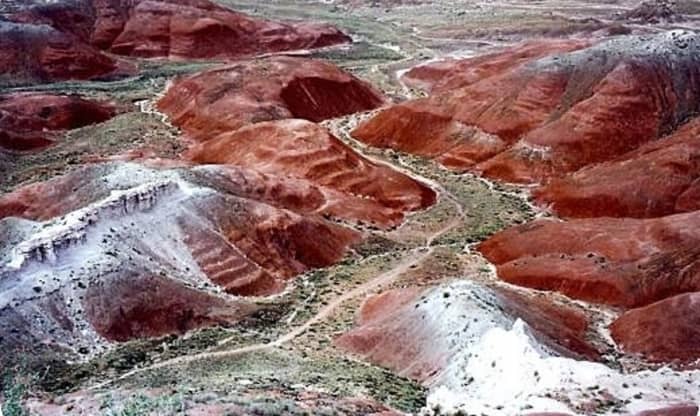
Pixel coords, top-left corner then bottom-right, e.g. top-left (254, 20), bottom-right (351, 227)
top-left (2, 0), bottom-right (700, 415)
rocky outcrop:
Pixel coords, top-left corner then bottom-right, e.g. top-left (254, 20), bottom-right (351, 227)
top-left (337, 282), bottom-right (700, 415)
top-left (0, 159), bottom-right (412, 230)
top-left (610, 292), bottom-right (700, 365)
top-left (13, 0), bottom-right (350, 60)
top-left (0, 162), bottom-right (360, 362)
top-left (534, 116), bottom-right (700, 218)
top-left (158, 56), bottom-right (386, 141)
top-left (335, 281), bottom-right (600, 383)
top-left (421, 316), bottom-right (700, 416)
top-left (618, 0), bottom-right (684, 23)
top-left (0, 93), bottom-right (116, 151)
top-left (0, 162), bottom-right (359, 282)
top-left (479, 213), bottom-right (700, 308)
top-left (0, 21), bottom-right (119, 84)
top-left (354, 31), bottom-right (700, 183)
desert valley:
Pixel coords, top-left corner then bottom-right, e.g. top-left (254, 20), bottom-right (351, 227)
top-left (1, 0), bottom-right (700, 415)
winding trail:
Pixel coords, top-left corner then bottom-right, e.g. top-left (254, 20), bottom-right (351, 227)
top-left (88, 27), bottom-right (476, 390)
top-left (89, 24), bottom-right (476, 390)
top-left (89, 116), bottom-right (466, 391)
top-left (90, 204), bottom-right (463, 391)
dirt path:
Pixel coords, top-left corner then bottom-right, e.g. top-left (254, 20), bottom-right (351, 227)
top-left (90, 133), bottom-right (465, 393)
top-left (90, 221), bottom-right (459, 391)
top-left (91, 193), bottom-right (463, 391)
top-left (91, 59), bottom-right (470, 391)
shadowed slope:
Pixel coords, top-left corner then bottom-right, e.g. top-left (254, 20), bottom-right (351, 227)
top-left (0, 21), bottom-right (119, 84)
top-left (157, 56), bottom-right (386, 140)
top-left (0, 93), bottom-right (116, 151)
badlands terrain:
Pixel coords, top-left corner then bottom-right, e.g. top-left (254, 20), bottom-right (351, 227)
top-left (1, 0), bottom-right (700, 415)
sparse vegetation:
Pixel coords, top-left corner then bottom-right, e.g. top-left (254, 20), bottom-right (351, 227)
top-left (2, 369), bottom-right (30, 416)
top-left (0, 1), bottom-right (550, 414)
top-left (101, 392), bottom-right (185, 416)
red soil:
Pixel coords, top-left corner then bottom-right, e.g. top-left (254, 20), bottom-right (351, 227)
top-left (495, 289), bottom-right (599, 360)
top-left (157, 56), bottom-right (386, 141)
top-left (0, 159), bottom-right (410, 230)
top-left (610, 292), bottom-right (700, 365)
top-left (13, 0), bottom-right (350, 60)
top-left (183, 190), bottom-right (361, 296)
top-left (0, 162), bottom-right (361, 296)
top-left (192, 164), bottom-right (415, 228)
top-left (187, 120), bottom-right (436, 228)
top-left (335, 284), bottom-right (599, 382)
top-left (0, 21), bottom-right (119, 84)
top-left (158, 57), bottom-right (435, 228)
top-left (534, 116), bottom-right (700, 218)
top-left (354, 32), bottom-right (700, 183)
top-left (402, 39), bottom-right (589, 93)
top-left (0, 160), bottom-right (363, 352)
top-left (84, 272), bottom-right (257, 341)
top-left (634, 404), bottom-right (700, 416)
top-left (281, 76), bottom-right (385, 122)
top-left (392, 31), bottom-right (700, 368)
top-left (0, 93), bottom-right (116, 151)
top-left (479, 213), bottom-right (700, 308)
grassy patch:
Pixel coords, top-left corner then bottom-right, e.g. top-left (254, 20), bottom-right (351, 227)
top-left (2, 368), bottom-right (31, 416)
top-left (0, 111), bottom-right (182, 193)
top-left (311, 41), bottom-right (404, 68)
top-left (100, 392), bottom-right (185, 416)
top-left (120, 348), bottom-right (426, 413)
top-left (39, 325), bottom-right (261, 393)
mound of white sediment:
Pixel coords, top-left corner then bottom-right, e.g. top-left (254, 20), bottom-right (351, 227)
top-left (424, 319), bottom-right (700, 416)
